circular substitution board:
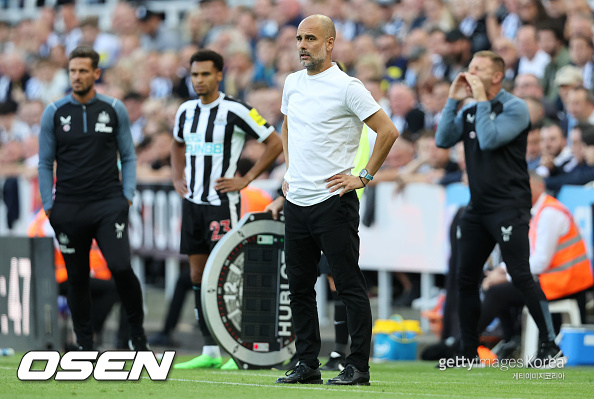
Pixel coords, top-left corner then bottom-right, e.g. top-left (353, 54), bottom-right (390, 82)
top-left (202, 212), bottom-right (295, 369)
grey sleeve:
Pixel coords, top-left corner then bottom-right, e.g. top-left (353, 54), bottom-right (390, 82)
top-left (114, 100), bottom-right (137, 202)
top-left (435, 98), bottom-right (464, 148)
top-left (475, 98), bottom-right (530, 150)
top-left (38, 105), bottom-right (57, 211)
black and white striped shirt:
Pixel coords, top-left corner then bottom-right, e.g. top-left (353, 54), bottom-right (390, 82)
top-left (173, 92), bottom-right (274, 206)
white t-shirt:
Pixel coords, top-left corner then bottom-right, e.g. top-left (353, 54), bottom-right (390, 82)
top-left (281, 64), bottom-right (380, 206)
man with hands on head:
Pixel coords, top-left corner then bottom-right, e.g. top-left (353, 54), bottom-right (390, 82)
top-left (435, 51), bottom-right (562, 365)
top-left (274, 14), bottom-right (398, 386)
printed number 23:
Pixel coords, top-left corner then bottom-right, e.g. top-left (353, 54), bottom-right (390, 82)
top-left (210, 220), bottom-right (231, 241)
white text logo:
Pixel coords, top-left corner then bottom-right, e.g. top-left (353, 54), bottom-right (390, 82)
top-left (17, 350), bottom-right (175, 381)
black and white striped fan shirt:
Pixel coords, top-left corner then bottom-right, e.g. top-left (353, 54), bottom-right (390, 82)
top-left (173, 92), bottom-right (274, 206)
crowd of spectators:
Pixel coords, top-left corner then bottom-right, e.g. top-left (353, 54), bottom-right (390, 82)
top-left (2, 0), bottom-right (594, 225)
top-left (2, 0), bottom-right (594, 194)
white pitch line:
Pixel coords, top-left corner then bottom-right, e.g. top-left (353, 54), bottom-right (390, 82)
top-left (157, 376), bottom-right (523, 399)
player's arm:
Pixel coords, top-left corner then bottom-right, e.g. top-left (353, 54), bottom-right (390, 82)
top-left (361, 109), bottom-right (399, 182)
top-left (171, 140), bottom-right (188, 198)
top-left (216, 131), bottom-right (282, 193)
top-left (435, 99), bottom-right (465, 149)
top-left (38, 105), bottom-right (57, 216)
top-left (114, 100), bottom-right (136, 204)
top-left (475, 97), bottom-right (530, 150)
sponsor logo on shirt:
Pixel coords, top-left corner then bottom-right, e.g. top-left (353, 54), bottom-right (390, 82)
top-left (98, 111), bottom-right (110, 124)
top-left (249, 108), bottom-right (267, 126)
top-left (60, 116), bottom-right (71, 132)
top-left (95, 123), bottom-right (113, 133)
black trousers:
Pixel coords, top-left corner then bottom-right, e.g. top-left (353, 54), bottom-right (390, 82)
top-left (284, 191), bottom-right (372, 371)
top-left (456, 207), bottom-right (555, 356)
top-left (50, 196), bottom-right (145, 348)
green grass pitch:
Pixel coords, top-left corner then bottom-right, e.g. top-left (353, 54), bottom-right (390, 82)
top-left (1, 353), bottom-right (592, 399)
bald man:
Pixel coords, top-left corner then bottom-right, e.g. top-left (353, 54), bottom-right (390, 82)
top-left (275, 15), bottom-right (398, 385)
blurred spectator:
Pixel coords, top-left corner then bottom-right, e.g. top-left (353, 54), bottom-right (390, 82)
top-left (136, 6), bottom-right (179, 52)
top-left (444, 28), bottom-right (473, 81)
top-left (457, 0), bottom-right (491, 53)
top-left (137, 127), bottom-right (172, 183)
top-left (0, 50), bottom-right (39, 103)
top-left (374, 34), bottom-right (407, 85)
top-left (29, 58), bottom-right (69, 105)
top-left (566, 86), bottom-right (594, 131)
top-left (357, 0), bottom-right (387, 38)
top-left (523, 96), bottom-right (545, 129)
top-left (568, 34), bottom-right (594, 90)
top-left (80, 16), bottom-right (121, 69)
top-left (537, 22), bottom-right (570, 102)
top-left (201, 0), bottom-right (233, 46)
top-left (545, 123), bottom-right (594, 193)
top-left (150, 51), bottom-right (180, 98)
top-left (0, 100), bottom-right (32, 144)
top-left (485, 0), bottom-right (521, 42)
top-left (110, 1), bottom-right (139, 36)
top-left (517, 0), bottom-right (548, 26)
top-left (564, 12), bottom-right (593, 41)
top-left (252, 37), bottom-right (277, 87)
top-left (512, 73), bottom-right (558, 121)
top-left (525, 122), bottom-right (542, 171)
top-left (554, 65), bottom-right (584, 135)
top-left (274, 0), bottom-right (303, 29)
top-left (492, 36), bottom-right (520, 85)
top-left (423, 0), bottom-right (456, 32)
top-left (123, 91), bottom-right (146, 145)
top-left (361, 78), bottom-right (390, 116)
top-left (395, 130), bottom-right (460, 187)
top-left (18, 99), bottom-right (44, 137)
top-left (222, 43), bottom-right (254, 101)
top-left (58, 2), bottom-right (83, 55)
top-left (516, 24), bottom-right (551, 79)
top-left (354, 53), bottom-right (385, 82)
top-left (536, 122), bottom-right (573, 178)
top-left (388, 83), bottom-right (426, 138)
top-left (420, 79), bottom-right (451, 129)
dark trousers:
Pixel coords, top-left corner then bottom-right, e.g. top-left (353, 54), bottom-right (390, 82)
top-left (456, 207), bottom-right (555, 356)
top-left (478, 282), bottom-right (589, 340)
top-left (284, 191), bottom-right (372, 371)
top-left (50, 196), bottom-right (145, 348)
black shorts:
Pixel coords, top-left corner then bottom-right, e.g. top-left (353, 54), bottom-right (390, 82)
top-left (180, 199), bottom-right (240, 255)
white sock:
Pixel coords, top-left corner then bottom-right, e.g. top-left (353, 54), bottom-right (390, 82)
top-left (202, 345), bottom-right (221, 358)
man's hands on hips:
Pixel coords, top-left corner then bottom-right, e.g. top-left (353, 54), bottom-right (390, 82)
top-left (215, 176), bottom-right (249, 193)
top-left (173, 177), bottom-right (189, 198)
top-left (326, 174), bottom-right (365, 196)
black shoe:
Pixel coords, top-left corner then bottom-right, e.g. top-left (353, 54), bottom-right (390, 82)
top-left (528, 341), bottom-right (566, 368)
top-left (325, 364), bottom-right (370, 386)
top-left (275, 362), bottom-right (323, 384)
top-left (321, 352), bottom-right (346, 371)
top-left (492, 336), bottom-right (521, 360)
top-left (128, 334), bottom-right (151, 351)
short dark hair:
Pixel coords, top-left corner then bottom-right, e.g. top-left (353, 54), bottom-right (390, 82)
top-left (190, 49), bottom-right (224, 71)
top-left (473, 50), bottom-right (505, 73)
top-left (69, 46), bottom-right (100, 69)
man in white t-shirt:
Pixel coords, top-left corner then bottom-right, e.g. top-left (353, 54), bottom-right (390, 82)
top-left (274, 14), bottom-right (398, 386)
